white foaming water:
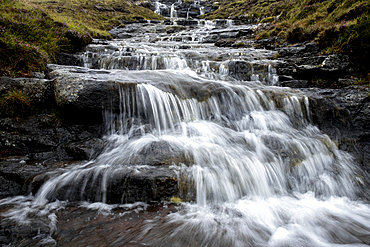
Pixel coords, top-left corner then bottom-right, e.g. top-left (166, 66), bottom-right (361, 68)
top-left (170, 3), bottom-right (177, 19)
top-left (81, 23), bottom-right (280, 85)
top-left (2, 20), bottom-right (370, 246)
top-left (140, 194), bottom-right (370, 247)
top-left (200, 6), bottom-right (205, 16)
top-left (33, 74), bottom-right (362, 206)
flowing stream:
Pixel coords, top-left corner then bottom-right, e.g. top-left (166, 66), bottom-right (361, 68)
top-left (1, 19), bottom-right (370, 246)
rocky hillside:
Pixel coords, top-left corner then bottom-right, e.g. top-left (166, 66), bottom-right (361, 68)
top-left (0, 0), bottom-right (164, 77)
top-left (204, 0), bottom-right (370, 78)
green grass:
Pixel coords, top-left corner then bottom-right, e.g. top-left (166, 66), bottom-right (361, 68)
top-left (22, 0), bottom-right (164, 38)
top-left (0, 89), bottom-right (32, 117)
top-left (0, 0), bottom-right (164, 77)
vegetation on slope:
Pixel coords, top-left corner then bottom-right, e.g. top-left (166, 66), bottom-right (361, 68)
top-left (0, 0), bottom-right (164, 77)
top-left (204, 0), bottom-right (370, 76)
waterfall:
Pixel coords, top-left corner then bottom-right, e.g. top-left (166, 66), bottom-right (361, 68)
top-left (200, 7), bottom-right (205, 16)
top-left (170, 4), bottom-right (177, 19)
top-left (1, 18), bottom-right (370, 247)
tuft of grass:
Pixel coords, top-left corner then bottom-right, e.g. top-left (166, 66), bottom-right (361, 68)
top-left (0, 89), bottom-right (32, 117)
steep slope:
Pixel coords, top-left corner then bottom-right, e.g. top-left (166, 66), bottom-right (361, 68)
top-left (0, 0), bottom-right (164, 77)
top-left (204, 0), bottom-right (370, 75)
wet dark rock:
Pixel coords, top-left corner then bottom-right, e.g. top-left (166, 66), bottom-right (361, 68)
top-left (304, 86), bottom-right (370, 168)
top-left (105, 169), bottom-right (179, 204)
top-left (228, 60), bottom-right (252, 81)
top-left (163, 20), bottom-right (173, 25)
top-left (202, 34), bottom-right (220, 43)
top-left (178, 44), bottom-right (192, 49)
top-left (278, 42), bottom-right (321, 58)
top-left (57, 53), bottom-right (84, 67)
top-left (254, 37), bottom-right (283, 50)
top-left (64, 138), bottom-right (106, 160)
top-left (0, 217), bottom-right (53, 247)
top-left (0, 115), bottom-right (59, 155)
top-left (49, 65), bottom-right (121, 122)
top-left (0, 157), bottom-right (52, 197)
top-left (0, 113), bottom-right (103, 162)
top-left (50, 204), bottom-right (179, 247)
top-left (36, 166), bottom-right (181, 204)
top-left (117, 33), bottom-right (135, 39)
top-left (165, 25), bottom-right (186, 33)
top-left (280, 79), bottom-right (309, 88)
top-left (215, 38), bottom-right (235, 47)
top-left (109, 23), bottom-right (157, 38)
top-left (215, 19), bottom-right (229, 28)
top-left (176, 20), bottom-right (199, 26)
top-left (150, 20), bottom-right (162, 24)
top-left (275, 43), bottom-right (355, 84)
top-left (0, 175), bottom-right (22, 197)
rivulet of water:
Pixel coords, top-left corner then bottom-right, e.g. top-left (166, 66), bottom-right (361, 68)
top-left (1, 20), bottom-right (370, 247)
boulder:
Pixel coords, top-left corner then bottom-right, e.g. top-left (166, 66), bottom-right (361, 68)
top-left (0, 77), bottom-right (55, 110)
top-left (0, 114), bottom-right (103, 156)
top-left (48, 65), bottom-right (121, 122)
top-left (64, 138), bottom-right (106, 160)
top-left (228, 60), bottom-right (252, 81)
top-left (303, 86), bottom-right (370, 168)
top-left (275, 43), bottom-right (355, 84)
top-left (29, 164), bottom-right (184, 204)
top-left (0, 156), bottom-right (52, 197)
top-left (57, 53), bottom-right (84, 67)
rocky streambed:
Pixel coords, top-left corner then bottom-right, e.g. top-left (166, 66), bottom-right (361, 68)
top-left (1, 19), bottom-right (370, 246)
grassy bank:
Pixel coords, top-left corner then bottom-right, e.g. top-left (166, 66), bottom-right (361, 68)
top-left (204, 0), bottom-right (370, 77)
top-left (0, 0), bottom-right (163, 77)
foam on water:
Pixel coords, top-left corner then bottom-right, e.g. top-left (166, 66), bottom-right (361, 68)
top-left (1, 19), bottom-right (370, 246)
top-left (140, 194), bottom-right (370, 247)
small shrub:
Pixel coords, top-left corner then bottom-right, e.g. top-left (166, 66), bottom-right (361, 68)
top-left (0, 89), bottom-right (32, 117)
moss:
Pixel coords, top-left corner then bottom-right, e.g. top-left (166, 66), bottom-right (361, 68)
top-left (170, 197), bottom-right (183, 203)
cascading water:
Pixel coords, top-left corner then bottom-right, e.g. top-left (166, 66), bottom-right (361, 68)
top-left (170, 4), bottom-right (178, 19)
top-left (1, 19), bottom-right (370, 247)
